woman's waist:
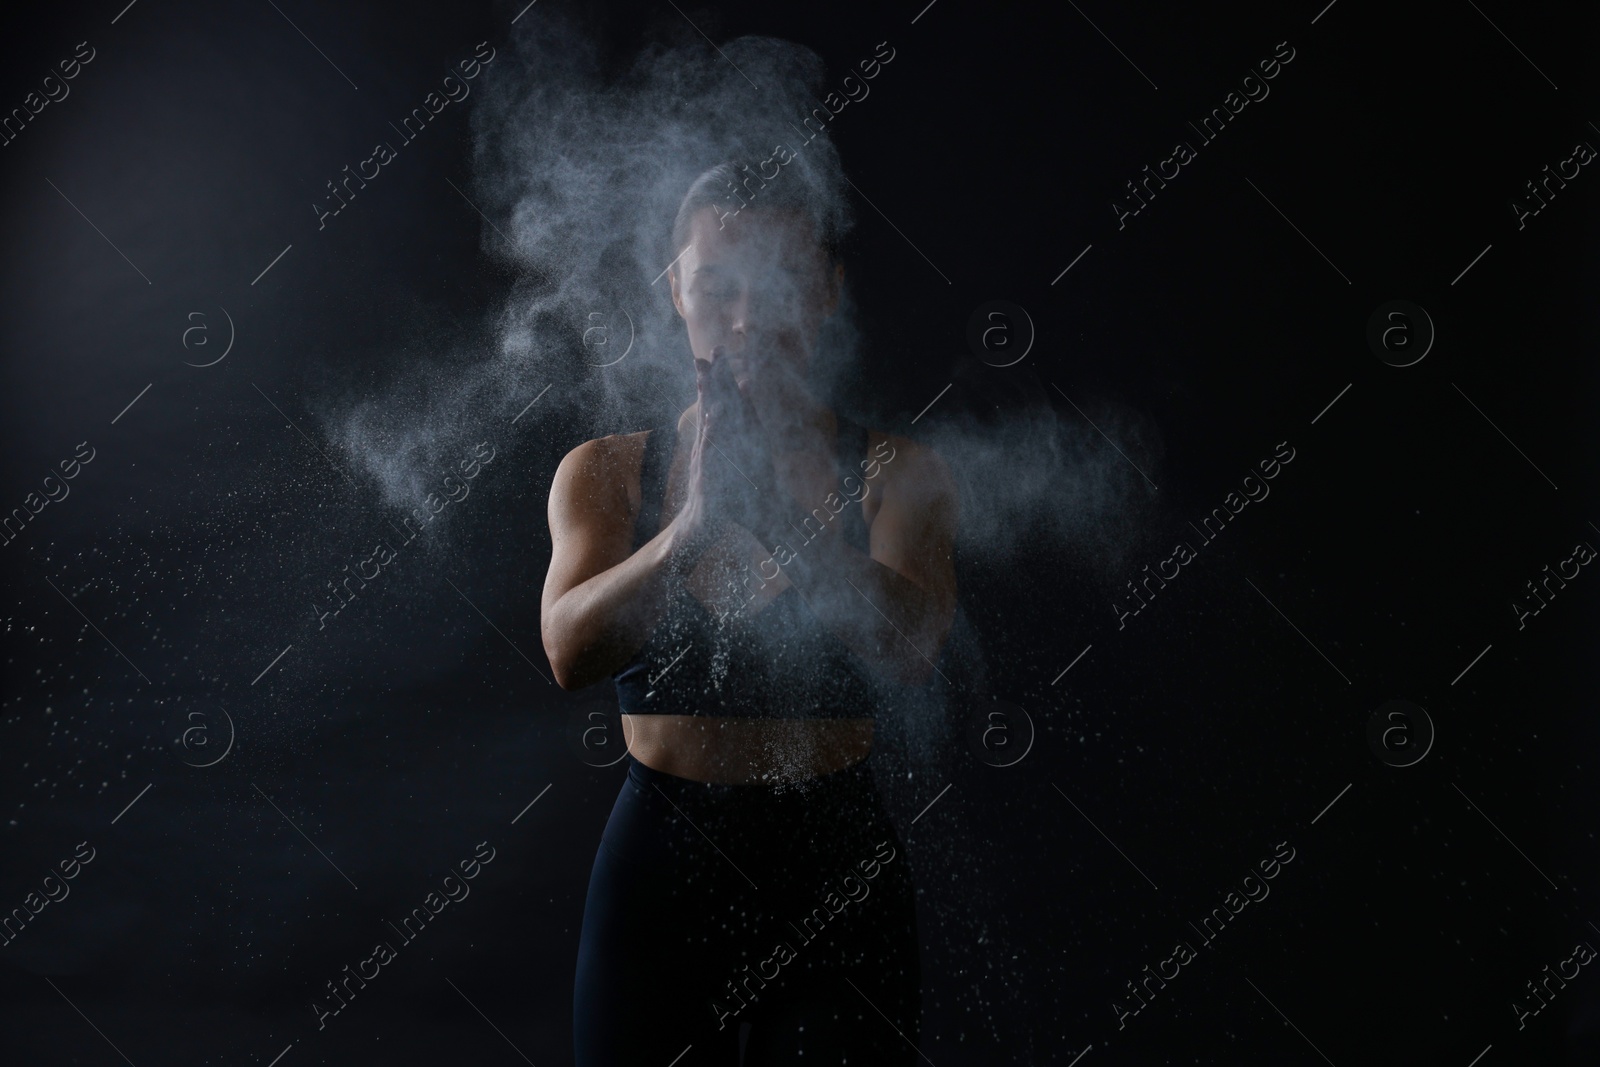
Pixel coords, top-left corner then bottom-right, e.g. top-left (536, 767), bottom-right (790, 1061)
top-left (612, 596), bottom-right (879, 704)
top-left (613, 655), bottom-right (879, 719)
top-left (621, 713), bottom-right (874, 786)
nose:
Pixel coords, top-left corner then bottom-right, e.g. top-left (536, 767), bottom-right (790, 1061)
top-left (727, 280), bottom-right (794, 352)
top-left (727, 286), bottom-right (759, 345)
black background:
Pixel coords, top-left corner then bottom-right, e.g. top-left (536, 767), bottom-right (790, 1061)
top-left (1, 0), bottom-right (1596, 1064)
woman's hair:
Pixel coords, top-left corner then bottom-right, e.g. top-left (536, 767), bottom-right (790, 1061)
top-left (669, 158), bottom-right (852, 268)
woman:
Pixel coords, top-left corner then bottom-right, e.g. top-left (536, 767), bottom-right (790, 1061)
top-left (542, 159), bottom-right (959, 1064)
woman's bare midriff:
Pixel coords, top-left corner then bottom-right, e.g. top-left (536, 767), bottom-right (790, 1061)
top-left (622, 714), bottom-right (873, 784)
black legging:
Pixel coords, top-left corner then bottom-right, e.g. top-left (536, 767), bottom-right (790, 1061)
top-left (574, 748), bottom-right (922, 1065)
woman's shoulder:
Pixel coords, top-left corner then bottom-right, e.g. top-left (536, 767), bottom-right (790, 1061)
top-left (550, 429), bottom-right (647, 506)
top-left (859, 426), bottom-right (950, 483)
top-left (556, 429), bottom-right (648, 475)
top-left (857, 425), bottom-right (958, 524)
top-left (552, 424), bottom-right (684, 517)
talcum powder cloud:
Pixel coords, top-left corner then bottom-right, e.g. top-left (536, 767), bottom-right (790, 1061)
top-left (332, 9), bottom-right (1157, 592)
top-left (331, 12), bottom-right (860, 501)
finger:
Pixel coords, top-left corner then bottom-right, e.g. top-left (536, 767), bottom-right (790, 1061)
top-left (708, 349), bottom-right (739, 403)
top-left (705, 355), bottom-right (743, 434)
top-left (711, 354), bottom-right (754, 427)
top-left (695, 354), bottom-right (727, 444)
top-left (695, 363), bottom-right (713, 422)
top-left (700, 349), bottom-right (726, 394)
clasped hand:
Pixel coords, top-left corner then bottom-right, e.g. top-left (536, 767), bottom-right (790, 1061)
top-left (687, 349), bottom-right (784, 544)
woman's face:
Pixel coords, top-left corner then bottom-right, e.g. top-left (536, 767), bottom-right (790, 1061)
top-left (669, 206), bottom-right (841, 415)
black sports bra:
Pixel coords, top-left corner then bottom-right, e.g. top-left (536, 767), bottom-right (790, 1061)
top-left (611, 416), bottom-right (883, 720)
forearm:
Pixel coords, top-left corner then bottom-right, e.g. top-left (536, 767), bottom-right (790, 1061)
top-left (544, 516), bottom-right (713, 689)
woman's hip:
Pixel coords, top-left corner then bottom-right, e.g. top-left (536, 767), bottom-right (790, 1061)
top-left (586, 754), bottom-right (914, 928)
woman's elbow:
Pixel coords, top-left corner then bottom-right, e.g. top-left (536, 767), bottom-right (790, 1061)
top-left (542, 625), bottom-right (606, 691)
top-left (541, 612), bottom-right (585, 691)
top-left (549, 659), bottom-right (584, 691)
top-left (543, 641), bottom-right (589, 691)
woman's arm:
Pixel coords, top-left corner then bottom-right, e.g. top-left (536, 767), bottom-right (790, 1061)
top-left (539, 433), bottom-right (713, 690)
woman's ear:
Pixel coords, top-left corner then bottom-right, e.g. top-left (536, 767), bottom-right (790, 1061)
top-left (669, 268), bottom-right (686, 319)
